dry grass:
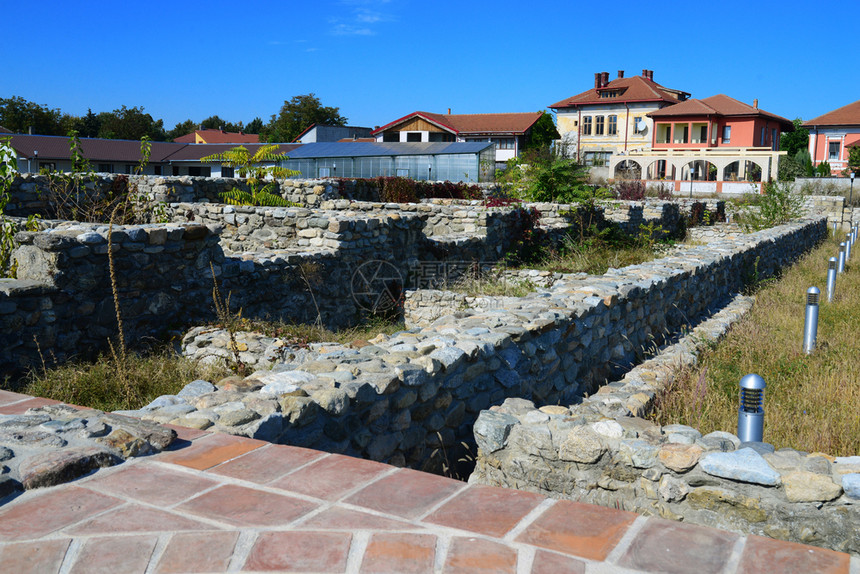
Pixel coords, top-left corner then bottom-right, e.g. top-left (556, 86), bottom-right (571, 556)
top-left (224, 316), bottom-right (406, 346)
top-left (11, 349), bottom-right (231, 413)
top-left (652, 235), bottom-right (860, 456)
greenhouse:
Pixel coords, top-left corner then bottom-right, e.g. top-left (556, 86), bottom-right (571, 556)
top-left (279, 142), bottom-right (495, 182)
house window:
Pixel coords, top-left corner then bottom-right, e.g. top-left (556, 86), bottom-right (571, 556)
top-left (494, 138), bottom-right (515, 150)
top-left (188, 166), bottom-right (211, 177)
top-left (595, 116), bottom-right (605, 135)
top-left (39, 162), bottom-right (56, 172)
top-left (406, 132), bottom-right (422, 142)
top-left (607, 115), bottom-right (617, 136)
top-left (153, 166), bottom-right (162, 175)
top-left (633, 117), bottom-right (642, 135)
top-left (673, 124), bottom-right (689, 144)
top-left (656, 123), bottom-right (671, 144)
top-left (396, 168), bottom-right (409, 177)
top-left (98, 163), bottom-right (112, 173)
top-left (222, 166), bottom-right (235, 178)
top-left (582, 117), bottom-right (592, 135)
top-left (428, 132), bottom-right (455, 142)
top-left (583, 151), bottom-right (611, 166)
top-left (172, 166), bottom-right (180, 176)
top-left (829, 141), bottom-right (841, 161)
top-left (771, 129), bottom-right (777, 151)
top-left (382, 132), bottom-right (399, 142)
top-left (722, 126), bottom-right (731, 144)
top-left (125, 164), bottom-right (136, 174)
top-left (319, 167), bottom-right (331, 177)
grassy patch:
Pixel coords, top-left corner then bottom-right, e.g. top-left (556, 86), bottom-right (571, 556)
top-left (528, 237), bottom-right (666, 275)
top-left (8, 349), bottom-right (231, 413)
top-left (7, 316), bottom-right (406, 413)
top-left (652, 236), bottom-right (860, 456)
top-left (450, 274), bottom-right (537, 298)
top-left (225, 316), bottom-right (406, 345)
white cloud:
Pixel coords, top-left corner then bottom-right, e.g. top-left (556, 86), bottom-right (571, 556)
top-left (329, 2), bottom-right (394, 36)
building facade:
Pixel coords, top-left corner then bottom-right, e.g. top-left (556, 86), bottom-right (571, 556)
top-left (549, 70), bottom-right (690, 165)
top-left (371, 112), bottom-right (542, 167)
top-left (607, 94), bottom-right (792, 193)
top-left (804, 99), bottom-right (860, 176)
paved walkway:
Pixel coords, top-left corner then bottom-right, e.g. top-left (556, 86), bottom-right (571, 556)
top-left (0, 392), bottom-right (857, 573)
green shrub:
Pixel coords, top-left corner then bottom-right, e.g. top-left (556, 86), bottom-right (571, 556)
top-left (738, 181), bottom-right (805, 231)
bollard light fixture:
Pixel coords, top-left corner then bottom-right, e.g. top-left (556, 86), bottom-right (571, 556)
top-left (826, 257), bottom-right (837, 302)
top-left (847, 234), bottom-right (853, 261)
top-left (838, 243), bottom-right (846, 273)
top-left (738, 374), bottom-right (766, 443)
top-left (802, 286), bottom-right (820, 354)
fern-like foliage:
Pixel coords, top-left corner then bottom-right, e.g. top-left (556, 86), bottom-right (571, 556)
top-left (219, 182), bottom-right (297, 207)
top-left (200, 144), bottom-right (299, 181)
top-left (202, 144), bottom-right (300, 207)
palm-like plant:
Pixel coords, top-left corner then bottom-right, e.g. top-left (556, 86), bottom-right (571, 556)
top-left (201, 144), bottom-right (300, 207)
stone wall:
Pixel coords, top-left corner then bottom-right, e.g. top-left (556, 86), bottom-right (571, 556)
top-left (1, 211), bottom-right (431, 376)
top-left (128, 217), bottom-right (826, 481)
top-left (469, 290), bottom-right (859, 555)
top-left (686, 223), bottom-right (745, 243)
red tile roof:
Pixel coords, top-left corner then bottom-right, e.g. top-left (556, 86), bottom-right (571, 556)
top-left (173, 129), bottom-right (260, 144)
top-left (649, 94), bottom-right (793, 128)
top-left (803, 99), bottom-right (860, 127)
top-left (549, 73), bottom-right (689, 109)
top-left (371, 112), bottom-right (543, 136)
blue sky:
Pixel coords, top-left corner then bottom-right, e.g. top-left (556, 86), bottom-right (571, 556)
top-left (4, 0), bottom-right (857, 132)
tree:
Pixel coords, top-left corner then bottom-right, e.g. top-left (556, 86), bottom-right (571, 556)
top-left (263, 94), bottom-right (347, 143)
top-left (846, 145), bottom-right (860, 176)
top-left (97, 106), bottom-right (166, 141)
top-left (779, 118), bottom-right (809, 157)
top-left (245, 117), bottom-right (264, 134)
top-left (200, 115), bottom-right (243, 133)
top-left (200, 144), bottom-right (300, 206)
top-left (167, 119), bottom-right (196, 141)
top-left (525, 111), bottom-right (560, 150)
top-left (0, 96), bottom-right (65, 135)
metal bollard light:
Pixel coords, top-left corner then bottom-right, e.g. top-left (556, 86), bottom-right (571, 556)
top-left (846, 234), bottom-right (852, 261)
top-left (738, 374), bottom-right (766, 443)
top-left (833, 222), bottom-right (839, 237)
top-left (803, 287), bottom-right (820, 354)
top-left (838, 243), bottom-right (846, 273)
top-left (826, 257), bottom-right (838, 302)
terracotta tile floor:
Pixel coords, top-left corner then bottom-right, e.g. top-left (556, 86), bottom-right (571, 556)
top-left (0, 391), bottom-right (857, 573)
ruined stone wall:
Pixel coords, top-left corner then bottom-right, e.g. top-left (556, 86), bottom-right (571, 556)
top-left (469, 289), bottom-right (859, 555)
top-left (130, 217), bottom-right (826, 484)
top-left (1, 212), bottom-right (429, 376)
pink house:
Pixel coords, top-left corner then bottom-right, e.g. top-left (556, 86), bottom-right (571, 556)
top-left (804, 99), bottom-right (860, 176)
top-left (648, 94), bottom-right (792, 152)
top-left (608, 95), bottom-right (792, 192)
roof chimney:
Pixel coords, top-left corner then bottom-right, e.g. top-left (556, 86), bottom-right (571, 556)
top-left (448, 108), bottom-right (451, 115)
top-left (642, 69), bottom-right (648, 78)
top-left (617, 70), bottom-right (624, 79)
top-left (595, 73), bottom-right (602, 88)
top-left (648, 70), bottom-right (654, 81)
top-left (602, 71), bottom-right (610, 86)
top-left (753, 98), bottom-right (759, 109)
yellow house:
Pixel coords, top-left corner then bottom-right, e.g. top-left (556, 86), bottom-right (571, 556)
top-left (550, 70), bottom-right (689, 166)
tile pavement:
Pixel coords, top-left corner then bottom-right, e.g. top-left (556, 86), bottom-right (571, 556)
top-left (0, 392), bottom-right (857, 573)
